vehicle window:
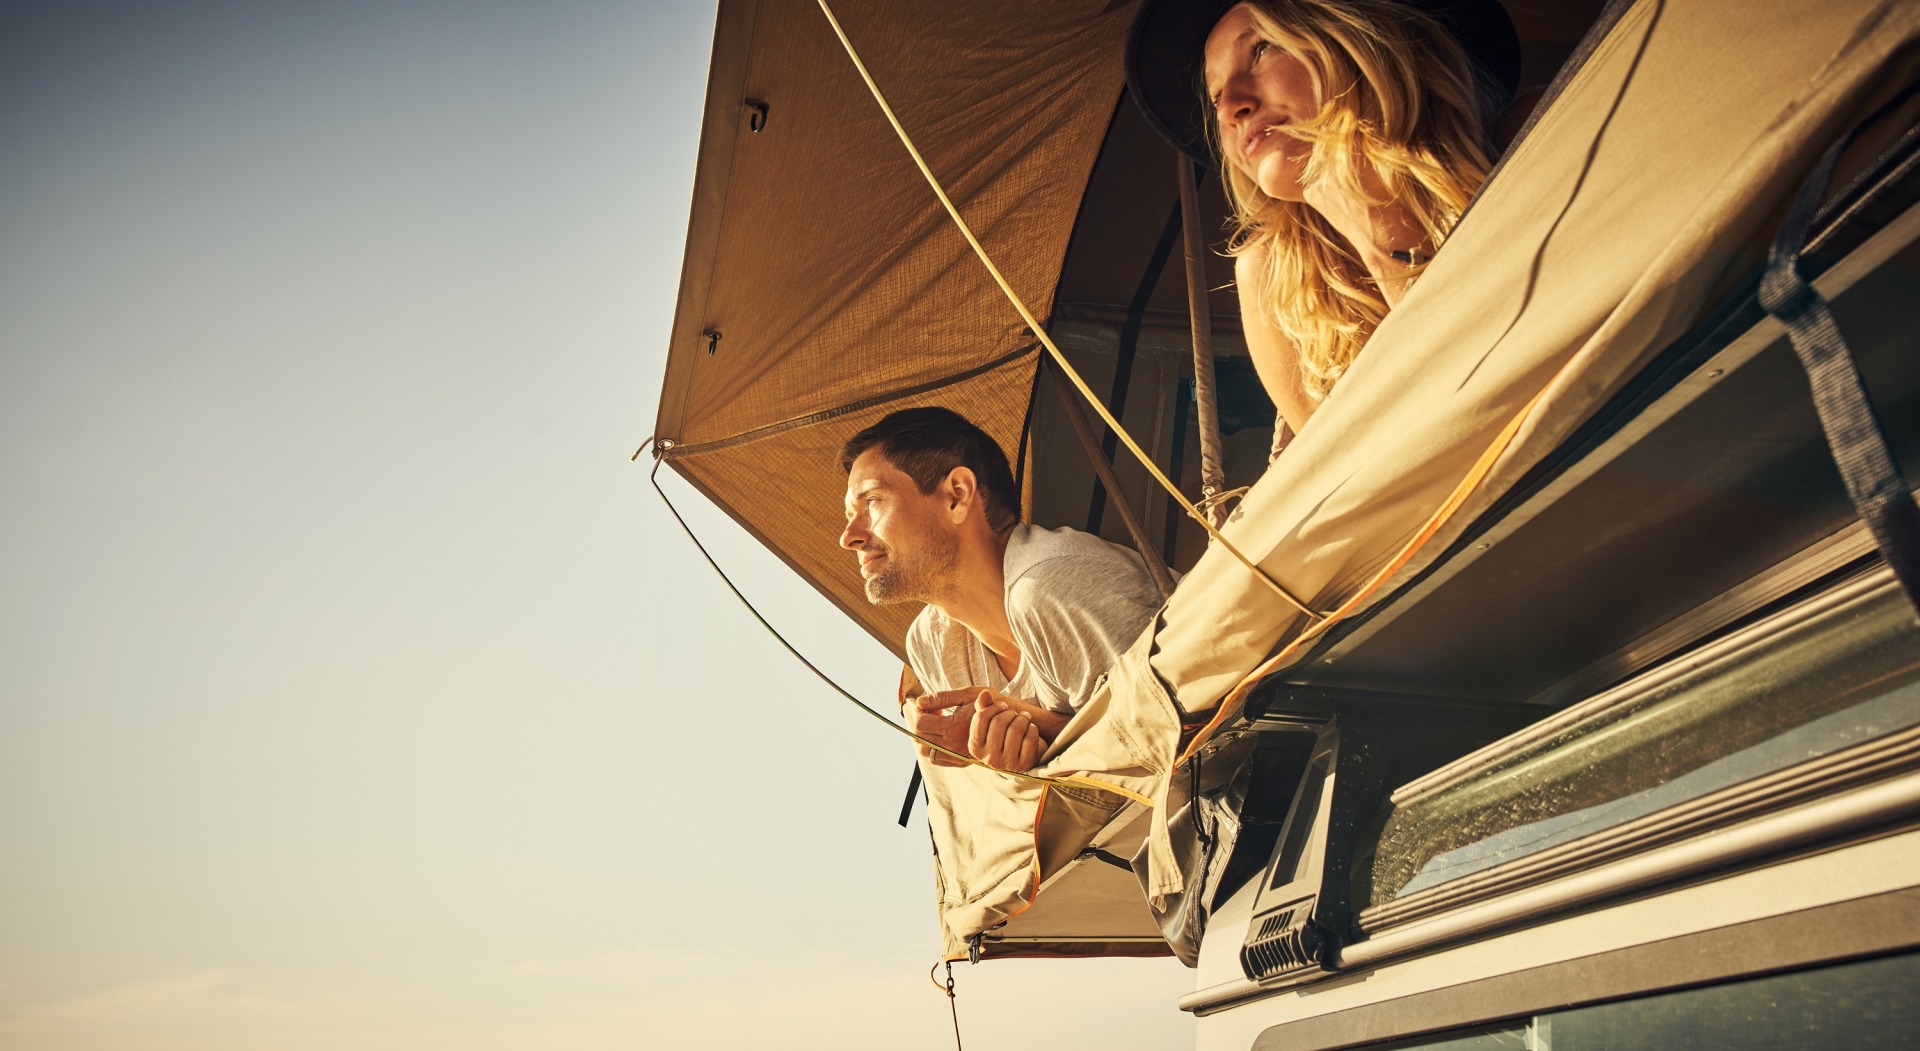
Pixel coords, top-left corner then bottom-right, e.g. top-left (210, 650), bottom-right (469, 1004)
top-left (1360, 580), bottom-right (1920, 910)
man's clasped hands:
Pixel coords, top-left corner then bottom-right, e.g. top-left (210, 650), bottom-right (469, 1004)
top-left (905, 689), bottom-right (1073, 773)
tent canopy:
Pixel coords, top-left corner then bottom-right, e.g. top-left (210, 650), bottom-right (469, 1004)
top-left (652, 0), bottom-right (1135, 653)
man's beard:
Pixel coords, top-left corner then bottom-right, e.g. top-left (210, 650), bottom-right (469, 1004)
top-left (863, 531), bottom-right (958, 605)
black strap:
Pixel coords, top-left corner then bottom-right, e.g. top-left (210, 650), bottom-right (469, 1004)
top-left (897, 763), bottom-right (923, 828)
top-left (1759, 136), bottom-right (1920, 614)
top-left (1076, 847), bottom-right (1135, 872)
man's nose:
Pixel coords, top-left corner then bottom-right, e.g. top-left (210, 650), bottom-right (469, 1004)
top-left (839, 518), bottom-right (866, 550)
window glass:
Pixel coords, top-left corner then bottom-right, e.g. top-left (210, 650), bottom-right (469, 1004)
top-left (1361, 582), bottom-right (1920, 909)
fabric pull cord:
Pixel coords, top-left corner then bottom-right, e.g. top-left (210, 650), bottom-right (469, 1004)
top-left (1759, 136), bottom-right (1920, 616)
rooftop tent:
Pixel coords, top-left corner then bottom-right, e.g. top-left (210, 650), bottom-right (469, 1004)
top-left (913, 0), bottom-right (1920, 956)
top-left (650, 0), bottom-right (1920, 961)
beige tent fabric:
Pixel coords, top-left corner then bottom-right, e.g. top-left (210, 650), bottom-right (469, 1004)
top-left (921, 625), bottom-right (1183, 958)
top-left (654, 0), bottom-right (1133, 652)
top-left (927, 0), bottom-right (1920, 942)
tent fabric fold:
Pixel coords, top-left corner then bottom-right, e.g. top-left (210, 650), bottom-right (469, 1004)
top-left (919, 624), bottom-right (1182, 958)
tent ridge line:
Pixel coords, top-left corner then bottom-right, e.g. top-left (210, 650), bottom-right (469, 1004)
top-left (661, 342), bottom-right (1039, 459)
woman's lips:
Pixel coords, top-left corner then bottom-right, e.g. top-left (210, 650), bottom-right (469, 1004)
top-left (1240, 121), bottom-right (1282, 161)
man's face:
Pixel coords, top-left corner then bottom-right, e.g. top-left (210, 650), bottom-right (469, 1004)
top-left (839, 448), bottom-right (958, 605)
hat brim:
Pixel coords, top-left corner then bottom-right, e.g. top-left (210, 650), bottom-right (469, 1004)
top-left (1124, 0), bottom-right (1521, 168)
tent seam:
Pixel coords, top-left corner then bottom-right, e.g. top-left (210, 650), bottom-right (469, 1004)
top-left (662, 343), bottom-right (1039, 458)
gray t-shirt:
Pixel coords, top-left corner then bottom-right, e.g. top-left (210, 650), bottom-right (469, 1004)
top-left (905, 524), bottom-right (1164, 714)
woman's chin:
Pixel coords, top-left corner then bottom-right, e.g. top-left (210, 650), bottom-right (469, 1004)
top-left (1256, 174), bottom-right (1307, 203)
top-left (1250, 154), bottom-right (1308, 203)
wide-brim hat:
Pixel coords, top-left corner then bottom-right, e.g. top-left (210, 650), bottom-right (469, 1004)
top-left (1125, 0), bottom-right (1522, 166)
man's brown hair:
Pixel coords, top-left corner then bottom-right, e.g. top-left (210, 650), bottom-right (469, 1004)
top-left (839, 407), bottom-right (1021, 532)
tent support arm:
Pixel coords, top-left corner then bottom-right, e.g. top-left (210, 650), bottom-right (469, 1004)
top-left (1177, 156), bottom-right (1229, 528)
top-left (1089, 203), bottom-right (1184, 536)
top-left (1046, 360), bottom-right (1178, 599)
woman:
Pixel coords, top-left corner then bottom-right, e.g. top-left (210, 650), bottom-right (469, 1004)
top-left (1126, 0), bottom-right (1521, 441)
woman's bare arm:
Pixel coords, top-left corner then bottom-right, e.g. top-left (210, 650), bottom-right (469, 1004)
top-left (1235, 246), bottom-right (1316, 436)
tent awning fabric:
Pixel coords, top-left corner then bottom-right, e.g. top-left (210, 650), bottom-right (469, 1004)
top-left (652, 0), bottom-right (1133, 654)
top-left (923, 0), bottom-right (1920, 951)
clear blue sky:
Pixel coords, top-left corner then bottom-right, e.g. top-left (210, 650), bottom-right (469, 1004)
top-left (0, 1), bottom-right (1194, 1046)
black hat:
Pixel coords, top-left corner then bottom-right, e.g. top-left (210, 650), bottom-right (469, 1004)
top-left (1125, 0), bottom-right (1522, 166)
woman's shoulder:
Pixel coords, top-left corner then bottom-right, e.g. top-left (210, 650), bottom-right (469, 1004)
top-left (1234, 239), bottom-right (1271, 289)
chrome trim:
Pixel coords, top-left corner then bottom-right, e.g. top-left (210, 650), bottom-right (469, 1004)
top-left (1343, 774), bottom-right (1920, 965)
top-left (1250, 885), bottom-right (1920, 1050)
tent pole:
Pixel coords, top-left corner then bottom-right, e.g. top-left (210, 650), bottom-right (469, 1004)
top-left (1046, 361), bottom-right (1178, 599)
top-left (1088, 203), bottom-right (1184, 536)
top-left (1177, 156), bottom-right (1229, 528)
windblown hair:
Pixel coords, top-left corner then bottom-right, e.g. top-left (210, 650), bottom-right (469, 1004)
top-left (1211, 0), bottom-right (1506, 399)
top-left (839, 407), bottom-right (1021, 532)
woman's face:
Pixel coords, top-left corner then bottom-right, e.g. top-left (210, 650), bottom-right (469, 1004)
top-left (1203, 3), bottom-right (1319, 201)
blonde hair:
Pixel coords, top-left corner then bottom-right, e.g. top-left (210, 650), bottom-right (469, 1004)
top-left (1213, 0), bottom-right (1503, 398)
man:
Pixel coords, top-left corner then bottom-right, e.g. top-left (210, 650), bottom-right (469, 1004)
top-left (838, 407), bottom-right (1165, 771)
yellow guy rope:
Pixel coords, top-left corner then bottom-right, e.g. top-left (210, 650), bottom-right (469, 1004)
top-left (815, 0), bottom-right (1325, 624)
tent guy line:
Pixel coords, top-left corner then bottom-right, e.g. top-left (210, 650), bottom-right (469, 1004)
top-left (646, 453), bottom-right (1155, 807)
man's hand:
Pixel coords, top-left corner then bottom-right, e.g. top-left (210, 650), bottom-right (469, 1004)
top-left (968, 691), bottom-right (1071, 772)
top-left (907, 688), bottom-right (991, 767)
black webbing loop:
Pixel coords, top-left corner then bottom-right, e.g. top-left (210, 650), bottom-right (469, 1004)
top-left (1075, 847), bottom-right (1135, 871)
top-left (897, 763), bottom-right (923, 828)
top-left (1759, 136), bottom-right (1920, 615)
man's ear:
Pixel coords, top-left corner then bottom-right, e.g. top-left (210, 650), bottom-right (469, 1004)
top-left (942, 466), bottom-right (978, 523)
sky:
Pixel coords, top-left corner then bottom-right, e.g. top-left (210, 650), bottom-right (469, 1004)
top-left (0, 1), bottom-right (1196, 1048)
